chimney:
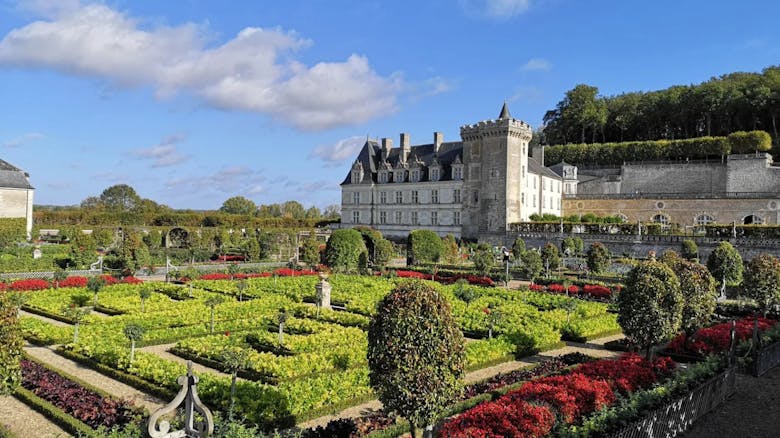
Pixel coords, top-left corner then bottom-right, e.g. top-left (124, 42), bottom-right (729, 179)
top-left (532, 145), bottom-right (545, 166)
top-left (400, 132), bottom-right (411, 162)
top-left (433, 132), bottom-right (443, 154)
top-left (381, 137), bottom-right (392, 162)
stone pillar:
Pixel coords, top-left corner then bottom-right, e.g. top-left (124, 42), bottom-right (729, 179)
top-left (315, 277), bottom-right (332, 310)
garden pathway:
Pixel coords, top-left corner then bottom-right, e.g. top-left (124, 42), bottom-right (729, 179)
top-left (19, 309), bottom-right (70, 327)
top-left (140, 343), bottom-right (233, 379)
top-left (0, 395), bottom-right (71, 438)
top-left (297, 333), bottom-right (624, 430)
top-left (23, 344), bottom-right (165, 413)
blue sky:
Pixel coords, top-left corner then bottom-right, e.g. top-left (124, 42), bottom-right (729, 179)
top-left (1, 0), bottom-right (778, 209)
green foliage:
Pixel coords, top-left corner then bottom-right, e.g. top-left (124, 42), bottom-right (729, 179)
top-left (367, 280), bottom-right (465, 431)
top-left (407, 229), bottom-right (444, 266)
top-left (0, 292), bottom-right (23, 395)
top-left (618, 261), bottom-right (683, 356)
top-left (123, 324), bottom-right (146, 342)
top-left (219, 196), bottom-right (257, 216)
top-left (324, 229), bottom-right (367, 273)
top-left (356, 227), bottom-right (394, 269)
top-left (299, 233), bottom-right (322, 268)
top-left (707, 241), bottom-right (743, 289)
top-left (511, 237), bottom-right (525, 260)
top-left (541, 242), bottom-right (561, 271)
top-left (69, 231), bottom-right (98, 269)
top-left (728, 130), bottom-right (773, 153)
top-left (99, 184), bottom-right (142, 212)
top-left (561, 236), bottom-right (584, 256)
top-left (87, 276), bottom-right (105, 306)
top-left (442, 234), bottom-right (460, 265)
top-left (519, 250), bottom-right (543, 282)
top-left (470, 245), bottom-right (494, 277)
top-left (681, 239), bottom-right (699, 261)
top-left (742, 254), bottom-right (780, 316)
top-left (0, 218), bottom-right (26, 250)
top-left (586, 242), bottom-right (611, 273)
top-left (670, 260), bottom-right (717, 336)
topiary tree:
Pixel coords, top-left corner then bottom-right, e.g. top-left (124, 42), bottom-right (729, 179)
top-left (367, 280), bottom-right (465, 438)
top-left (471, 244), bottom-right (494, 277)
top-left (672, 260), bottom-right (717, 338)
top-left (123, 323), bottom-right (146, 363)
top-left (541, 242), bottom-right (561, 275)
top-left (407, 230), bottom-right (444, 266)
top-left (323, 229), bottom-right (367, 273)
top-left (707, 241), bottom-right (743, 298)
top-left (356, 227), bottom-right (395, 269)
top-left (681, 239), bottom-right (699, 262)
top-left (63, 302), bottom-right (90, 344)
top-left (511, 237), bottom-right (526, 260)
top-left (204, 296), bottom-right (225, 333)
top-left (139, 285), bottom-right (152, 312)
top-left (617, 261), bottom-right (683, 359)
top-left (300, 232), bottom-right (322, 268)
top-left (442, 234), bottom-right (460, 265)
top-left (0, 291), bottom-right (23, 395)
top-left (276, 308), bottom-right (288, 345)
top-left (221, 347), bottom-right (250, 418)
top-left (520, 250), bottom-right (543, 283)
top-left (586, 242), bottom-right (611, 274)
top-left (742, 254), bottom-right (780, 316)
top-left (52, 269), bottom-right (68, 289)
top-left (227, 263), bottom-right (240, 280)
top-left (561, 236), bottom-right (584, 256)
top-left (236, 279), bottom-right (247, 302)
top-left (86, 276), bottom-right (105, 307)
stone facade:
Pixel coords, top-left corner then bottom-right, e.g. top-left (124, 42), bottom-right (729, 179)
top-left (0, 159), bottom-right (34, 237)
top-left (339, 104), bottom-right (563, 240)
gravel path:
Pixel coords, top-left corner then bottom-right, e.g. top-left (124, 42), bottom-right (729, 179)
top-left (140, 343), bottom-right (233, 379)
top-left (0, 395), bottom-right (71, 437)
top-left (298, 333), bottom-right (624, 429)
top-left (23, 345), bottom-right (165, 413)
top-left (684, 365), bottom-right (780, 438)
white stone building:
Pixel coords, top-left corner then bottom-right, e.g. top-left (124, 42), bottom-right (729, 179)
top-left (0, 159), bottom-right (34, 237)
top-left (339, 104), bottom-right (563, 240)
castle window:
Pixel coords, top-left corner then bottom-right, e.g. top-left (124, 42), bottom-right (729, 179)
top-left (744, 215), bottom-right (763, 225)
top-left (411, 169), bottom-right (420, 182)
top-left (453, 211), bottom-right (461, 225)
top-left (431, 211), bottom-right (438, 225)
top-left (379, 211), bottom-right (387, 224)
top-left (432, 189), bottom-right (439, 204)
top-left (379, 171), bottom-right (388, 183)
top-left (352, 192), bottom-right (360, 205)
top-left (453, 166), bottom-right (463, 180)
top-left (395, 211), bottom-right (402, 224)
top-left (352, 211), bottom-right (360, 224)
top-left (395, 171), bottom-right (405, 182)
top-left (430, 168), bottom-right (440, 182)
top-left (695, 214), bottom-right (715, 226)
top-left (411, 211), bottom-right (418, 225)
top-left (379, 191), bottom-right (387, 204)
top-left (396, 191), bottom-right (403, 204)
top-left (652, 214), bottom-right (669, 226)
top-left (453, 189), bottom-right (461, 203)
top-left (411, 190), bottom-right (419, 204)
top-left (351, 170), bottom-right (361, 184)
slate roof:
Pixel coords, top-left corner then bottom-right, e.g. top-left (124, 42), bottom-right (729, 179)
top-left (341, 140), bottom-right (464, 185)
top-left (528, 157), bottom-right (563, 180)
top-left (0, 159), bottom-right (34, 189)
top-left (548, 161), bottom-right (572, 178)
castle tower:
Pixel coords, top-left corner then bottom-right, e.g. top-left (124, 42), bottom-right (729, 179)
top-left (460, 102), bottom-right (533, 239)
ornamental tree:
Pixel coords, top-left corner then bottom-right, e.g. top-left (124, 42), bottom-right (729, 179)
top-left (442, 234), bottom-right (460, 265)
top-left (0, 292), bottom-right (23, 395)
top-left (520, 250), bottom-right (543, 283)
top-left (219, 196), bottom-right (257, 216)
top-left (204, 296), bottom-right (225, 333)
top-left (541, 242), bottom-right (561, 273)
top-left (511, 237), bottom-right (526, 260)
top-left (139, 285), bottom-right (152, 312)
top-left (86, 276), bottom-right (105, 307)
top-left (63, 303), bottom-right (90, 344)
top-left (221, 347), bottom-right (250, 418)
top-left (367, 280), bottom-right (465, 438)
top-left (671, 260), bottom-right (717, 337)
top-left (681, 239), bottom-right (699, 261)
top-left (407, 230), bottom-right (444, 266)
top-left (299, 232), bottom-right (322, 268)
top-left (52, 269), bottom-right (68, 289)
top-left (617, 261), bottom-right (683, 359)
top-left (561, 236), bottom-right (584, 256)
top-left (471, 244), bottom-right (494, 277)
top-left (586, 242), bottom-right (611, 274)
top-left (742, 254), bottom-right (780, 316)
top-left (123, 324), bottom-right (146, 363)
top-left (707, 241), bottom-right (743, 297)
top-left (324, 229), bottom-right (367, 273)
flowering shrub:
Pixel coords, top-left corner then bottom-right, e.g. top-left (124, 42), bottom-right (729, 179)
top-left (583, 284), bottom-right (612, 299)
top-left (507, 374), bottom-right (614, 423)
top-left (667, 317), bottom-right (777, 355)
top-left (10, 278), bottom-right (50, 291)
top-left (200, 272), bottom-right (231, 280)
top-left (395, 270), bottom-right (495, 286)
top-left (575, 353), bottom-right (674, 395)
top-left (440, 400), bottom-right (555, 438)
top-left (120, 276), bottom-right (143, 284)
top-left (531, 282), bottom-right (614, 299)
top-left (59, 276), bottom-right (88, 288)
top-left (100, 275), bottom-right (118, 286)
top-left (529, 283), bottom-right (545, 291)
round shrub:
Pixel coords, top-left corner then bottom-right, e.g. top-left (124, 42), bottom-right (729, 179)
top-left (742, 254), bottom-right (780, 316)
top-left (406, 229), bottom-right (444, 266)
top-left (323, 229), bottom-right (367, 273)
top-left (586, 242), bottom-right (611, 274)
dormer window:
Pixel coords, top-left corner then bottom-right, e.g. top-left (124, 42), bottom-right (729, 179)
top-left (430, 167), bottom-right (440, 182)
top-left (452, 166), bottom-right (463, 180)
top-left (395, 170), bottom-right (405, 183)
top-left (410, 169), bottom-right (420, 183)
top-left (350, 161), bottom-right (363, 184)
top-left (379, 171), bottom-right (388, 183)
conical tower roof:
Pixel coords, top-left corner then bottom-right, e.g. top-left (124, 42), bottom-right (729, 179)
top-left (498, 101), bottom-right (512, 119)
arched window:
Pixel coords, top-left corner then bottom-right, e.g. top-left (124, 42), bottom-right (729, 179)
top-left (695, 214), bottom-right (715, 226)
top-left (651, 214), bottom-right (669, 225)
top-left (744, 215), bottom-right (764, 225)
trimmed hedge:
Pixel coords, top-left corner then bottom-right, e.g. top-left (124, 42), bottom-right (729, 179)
top-left (13, 387), bottom-right (98, 438)
top-left (543, 131), bottom-right (769, 166)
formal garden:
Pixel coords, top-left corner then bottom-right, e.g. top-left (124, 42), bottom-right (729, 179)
top-left (1, 225), bottom-right (780, 437)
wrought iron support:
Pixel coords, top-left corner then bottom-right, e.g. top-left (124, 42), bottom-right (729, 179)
top-left (148, 361), bottom-right (214, 438)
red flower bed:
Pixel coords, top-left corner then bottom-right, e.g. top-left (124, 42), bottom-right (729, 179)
top-left (529, 283), bottom-right (545, 291)
top-left (394, 270), bottom-right (495, 287)
top-left (20, 359), bottom-right (139, 429)
top-left (10, 278), bottom-right (50, 291)
top-left (100, 275), bottom-right (118, 285)
top-left (59, 276), bottom-right (88, 288)
top-left (532, 282), bottom-right (615, 299)
top-left (199, 273), bottom-right (231, 280)
top-left (120, 276), bottom-right (143, 284)
top-left (667, 317), bottom-right (777, 355)
top-left (442, 354), bottom-right (676, 436)
top-left (272, 268), bottom-right (318, 277)
top-left (583, 284), bottom-right (612, 299)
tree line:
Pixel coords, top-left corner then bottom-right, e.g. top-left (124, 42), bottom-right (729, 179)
top-left (540, 66), bottom-right (780, 148)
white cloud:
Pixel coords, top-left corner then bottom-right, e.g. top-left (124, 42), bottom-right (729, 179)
top-left (461, 0), bottom-right (532, 19)
top-left (0, 2), bottom-right (399, 130)
top-left (520, 57), bottom-right (551, 72)
top-left (132, 134), bottom-right (189, 167)
top-left (310, 136), bottom-right (366, 166)
top-left (2, 132), bottom-right (45, 148)
top-left (165, 166), bottom-right (266, 194)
